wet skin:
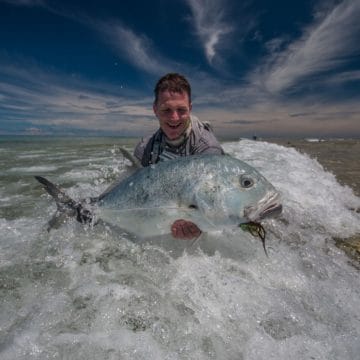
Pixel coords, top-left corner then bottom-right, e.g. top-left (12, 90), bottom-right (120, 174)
top-left (153, 90), bottom-right (192, 140)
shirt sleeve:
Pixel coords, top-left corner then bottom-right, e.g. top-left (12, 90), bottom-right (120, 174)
top-left (192, 128), bottom-right (225, 155)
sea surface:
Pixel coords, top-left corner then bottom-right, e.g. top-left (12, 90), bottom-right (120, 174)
top-left (1, 136), bottom-right (360, 360)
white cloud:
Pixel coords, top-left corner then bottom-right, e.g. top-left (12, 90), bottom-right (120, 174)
top-left (98, 23), bottom-right (174, 76)
top-left (185, 0), bottom-right (233, 64)
top-left (323, 70), bottom-right (360, 85)
top-left (194, 95), bottom-right (360, 138)
top-left (254, 0), bottom-right (360, 94)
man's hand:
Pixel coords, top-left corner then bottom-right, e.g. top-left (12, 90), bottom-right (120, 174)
top-left (171, 219), bottom-right (202, 239)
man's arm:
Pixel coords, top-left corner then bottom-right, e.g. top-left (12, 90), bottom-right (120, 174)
top-left (198, 145), bottom-right (224, 155)
top-left (190, 117), bottom-right (225, 155)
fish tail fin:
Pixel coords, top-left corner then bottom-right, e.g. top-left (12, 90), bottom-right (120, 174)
top-left (35, 176), bottom-right (92, 230)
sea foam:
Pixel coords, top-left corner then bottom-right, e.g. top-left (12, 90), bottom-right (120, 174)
top-left (0, 139), bottom-right (359, 360)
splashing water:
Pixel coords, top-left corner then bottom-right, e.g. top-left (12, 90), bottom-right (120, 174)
top-left (0, 137), bottom-right (359, 360)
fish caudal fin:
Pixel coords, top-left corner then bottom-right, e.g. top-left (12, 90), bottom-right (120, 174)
top-left (35, 176), bottom-right (77, 208)
top-left (35, 176), bottom-right (92, 229)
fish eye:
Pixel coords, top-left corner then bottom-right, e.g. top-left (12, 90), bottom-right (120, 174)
top-left (240, 176), bottom-right (254, 188)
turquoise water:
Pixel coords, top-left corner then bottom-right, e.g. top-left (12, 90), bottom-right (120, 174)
top-left (0, 137), bottom-right (359, 359)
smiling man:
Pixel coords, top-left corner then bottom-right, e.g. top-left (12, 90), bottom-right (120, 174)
top-left (134, 73), bottom-right (224, 239)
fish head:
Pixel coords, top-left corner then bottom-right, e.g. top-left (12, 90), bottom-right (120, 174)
top-left (191, 156), bottom-right (282, 227)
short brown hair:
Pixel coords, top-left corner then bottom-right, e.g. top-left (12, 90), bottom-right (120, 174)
top-left (154, 73), bottom-right (191, 104)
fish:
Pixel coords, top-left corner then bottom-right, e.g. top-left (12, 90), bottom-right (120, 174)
top-left (35, 153), bottom-right (282, 248)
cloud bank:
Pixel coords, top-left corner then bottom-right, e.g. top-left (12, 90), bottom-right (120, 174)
top-left (0, 61), bottom-right (155, 135)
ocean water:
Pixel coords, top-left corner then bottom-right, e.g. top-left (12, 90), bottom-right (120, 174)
top-left (0, 136), bottom-right (359, 360)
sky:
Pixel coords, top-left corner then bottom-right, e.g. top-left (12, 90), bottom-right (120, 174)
top-left (0, 0), bottom-right (359, 139)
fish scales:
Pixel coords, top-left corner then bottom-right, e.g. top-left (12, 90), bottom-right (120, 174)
top-left (94, 154), bottom-right (282, 237)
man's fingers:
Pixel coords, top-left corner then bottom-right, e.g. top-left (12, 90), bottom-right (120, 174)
top-left (188, 222), bottom-right (201, 236)
top-left (171, 223), bottom-right (180, 237)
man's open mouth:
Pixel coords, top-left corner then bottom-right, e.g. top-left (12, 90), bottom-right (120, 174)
top-left (167, 123), bottom-right (182, 129)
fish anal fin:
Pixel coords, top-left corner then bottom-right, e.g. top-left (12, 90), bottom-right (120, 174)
top-left (47, 211), bottom-right (71, 231)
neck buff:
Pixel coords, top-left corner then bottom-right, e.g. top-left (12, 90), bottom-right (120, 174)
top-left (164, 117), bottom-right (192, 147)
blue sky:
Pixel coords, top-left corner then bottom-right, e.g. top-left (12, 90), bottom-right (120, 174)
top-left (0, 0), bottom-right (359, 138)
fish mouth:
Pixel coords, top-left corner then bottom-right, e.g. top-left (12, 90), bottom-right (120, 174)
top-left (244, 192), bottom-right (282, 222)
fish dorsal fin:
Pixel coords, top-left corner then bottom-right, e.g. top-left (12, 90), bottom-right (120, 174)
top-left (97, 148), bottom-right (141, 200)
top-left (120, 147), bottom-right (142, 170)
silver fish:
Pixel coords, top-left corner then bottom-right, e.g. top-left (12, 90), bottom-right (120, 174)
top-left (35, 154), bottom-right (282, 239)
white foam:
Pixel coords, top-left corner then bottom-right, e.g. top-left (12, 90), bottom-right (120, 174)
top-left (305, 138), bottom-right (324, 142)
top-left (68, 156), bottom-right (110, 164)
top-left (224, 140), bottom-right (360, 237)
top-left (7, 165), bottom-right (58, 173)
top-left (17, 154), bottom-right (44, 159)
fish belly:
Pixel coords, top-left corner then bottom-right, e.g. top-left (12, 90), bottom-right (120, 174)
top-left (96, 206), bottom-right (212, 238)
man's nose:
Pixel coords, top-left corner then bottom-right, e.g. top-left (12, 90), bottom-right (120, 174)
top-left (169, 110), bottom-right (180, 120)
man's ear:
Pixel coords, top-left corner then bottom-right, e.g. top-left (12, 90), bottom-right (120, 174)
top-left (153, 102), bottom-right (157, 116)
top-left (189, 102), bottom-right (192, 111)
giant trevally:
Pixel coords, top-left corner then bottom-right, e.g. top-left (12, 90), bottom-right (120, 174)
top-left (35, 154), bottom-right (282, 251)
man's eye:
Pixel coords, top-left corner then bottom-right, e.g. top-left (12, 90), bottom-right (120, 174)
top-left (161, 108), bottom-right (188, 115)
top-left (177, 108), bottom-right (188, 115)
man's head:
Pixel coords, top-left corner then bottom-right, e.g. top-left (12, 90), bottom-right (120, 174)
top-left (153, 73), bottom-right (192, 140)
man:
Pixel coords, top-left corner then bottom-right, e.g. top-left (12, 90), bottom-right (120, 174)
top-left (134, 73), bottom-right (224, 239)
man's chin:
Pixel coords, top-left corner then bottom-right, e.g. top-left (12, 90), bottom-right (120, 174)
top-left (163, 128), bottom-right (183, 140)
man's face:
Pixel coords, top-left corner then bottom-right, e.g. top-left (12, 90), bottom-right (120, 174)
top-left (153, 90), bottom-right (192, 140)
